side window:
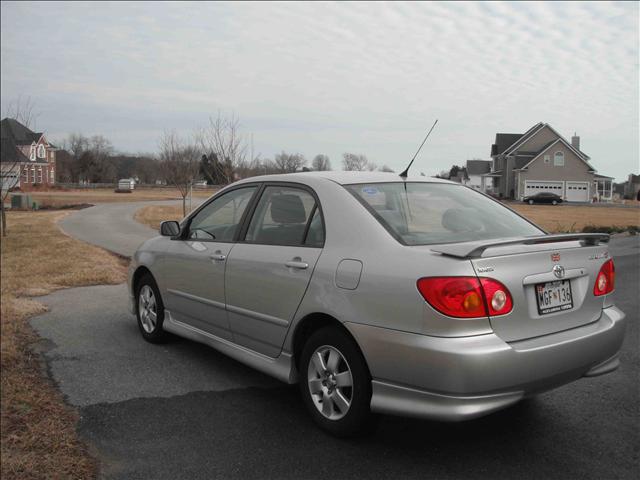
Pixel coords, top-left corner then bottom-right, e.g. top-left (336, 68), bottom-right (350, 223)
top-left (188, 187), bottom-right (256, 241)
top-left (245, 186), bottom-right (324, 247)
top-left (304, 207), bottom-right (325, 247)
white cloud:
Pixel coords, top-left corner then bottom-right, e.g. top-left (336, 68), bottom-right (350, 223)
top-left (1, 1), bottom-right (638, 179)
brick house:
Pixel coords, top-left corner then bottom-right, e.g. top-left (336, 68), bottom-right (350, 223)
top-left (1, 117), bottom-right (56, 190)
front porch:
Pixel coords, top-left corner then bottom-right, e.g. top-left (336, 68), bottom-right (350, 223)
top-left (594, 174), bottom-right (614, 202)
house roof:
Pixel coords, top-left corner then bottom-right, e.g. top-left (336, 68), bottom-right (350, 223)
top-left (491, 133), bottom-right (523, 156)
top-left (1, 137), bottom-right (29, 164)
top-left (466, 159), bottom-right (491, 175)
top-left (1, 118), bottom-right (43, 145)
top-left (500, 122), bottom-right (546, 157)
top-left (0, 117), bottom-right (49, 164)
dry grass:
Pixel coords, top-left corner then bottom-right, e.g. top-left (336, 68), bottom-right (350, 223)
top-left (1, 211), bottom-right (128, 479)
top-left (509, 203), bottom-right (640, 233)
top-left (134, 204), bottom-right (188, 230)
top-left (23, 187), bottom-right (213, 208)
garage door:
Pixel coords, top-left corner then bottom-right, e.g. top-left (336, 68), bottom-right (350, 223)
top-left (524, 181), bottom-right (564, 196)
top-left (566, 181), bottom-right (589, 202)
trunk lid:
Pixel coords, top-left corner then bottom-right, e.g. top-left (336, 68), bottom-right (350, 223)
top-left (432, 234), bottom-right (610, 342)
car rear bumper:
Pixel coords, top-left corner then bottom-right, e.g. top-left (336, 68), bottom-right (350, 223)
top-left (346, 305), bottom-right (626, 421)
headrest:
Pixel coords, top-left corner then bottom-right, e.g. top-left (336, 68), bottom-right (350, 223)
top-left (442, 208), bottom-right (483, 233)
top-left (270, 194), bottom-right (306, 224)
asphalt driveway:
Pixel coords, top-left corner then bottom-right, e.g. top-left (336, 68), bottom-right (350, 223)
top-left (31, 203), bottom-right (639, 479)
top-left (59, 200), bottom-right (203, 258)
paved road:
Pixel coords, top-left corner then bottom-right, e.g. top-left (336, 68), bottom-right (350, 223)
top-left (59, 200), bottom-right (203, 258)
top-left (31, 204), bottom-right (640, 480)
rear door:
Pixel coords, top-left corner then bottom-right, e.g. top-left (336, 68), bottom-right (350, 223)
top-left (225, 184), bottom-right (325, 357)
top-left (470, 241), bottom-right (609, 342)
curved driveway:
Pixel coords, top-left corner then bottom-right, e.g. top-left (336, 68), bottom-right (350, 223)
top-left (60, 200), bottom-right (201, 257)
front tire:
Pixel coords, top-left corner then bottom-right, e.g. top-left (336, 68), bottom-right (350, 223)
top-left (299, 326), bottom-right (375, 437)
top-left (135, 273), bottom-right (168, 343)
top-left (528, 199), bottom-right (534, 205)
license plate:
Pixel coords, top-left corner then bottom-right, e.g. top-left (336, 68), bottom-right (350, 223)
top-left (536, 280), bottom-right (573, 315)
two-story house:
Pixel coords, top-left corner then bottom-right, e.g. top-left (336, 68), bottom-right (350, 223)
top-left (482, 122), bottom-right (613, 202)
top-left (0, 117), bottom-right (56, 190)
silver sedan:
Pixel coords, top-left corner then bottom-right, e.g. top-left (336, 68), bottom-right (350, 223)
top-left (128, 172), bottom-right (625, 436)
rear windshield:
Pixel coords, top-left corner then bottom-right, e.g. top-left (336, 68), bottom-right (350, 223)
top-left (346, 182), bottom-right (543, 245)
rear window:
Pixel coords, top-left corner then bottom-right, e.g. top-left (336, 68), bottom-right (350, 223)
top-left (346, 182), bottom-right (543, 245)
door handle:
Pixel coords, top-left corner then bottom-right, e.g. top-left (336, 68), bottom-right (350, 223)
top-left (210, 252), bottom-right (226, 262)
top-left (285, 259), bottom-right (308, 270)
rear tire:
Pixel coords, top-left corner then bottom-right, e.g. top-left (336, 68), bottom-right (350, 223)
top-left (135, 273), bottom-right (168, 343)
top-left (528, 199), bottom-right (534, 205)
top-left (552, 200), bottom-right (557, 205)
top-left (299, 326), bottom-right (375, 437)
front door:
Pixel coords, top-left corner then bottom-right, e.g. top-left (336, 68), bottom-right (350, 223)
top-left (225, 185), bottom-right (325, 357)
top-left (161, 186), bottom-right (258, 339)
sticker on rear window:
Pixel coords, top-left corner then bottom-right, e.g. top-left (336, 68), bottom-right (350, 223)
top-left (362, 187), bottom-right (378, 195)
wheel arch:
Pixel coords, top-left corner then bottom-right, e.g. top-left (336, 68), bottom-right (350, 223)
top-left (132, 265), bottom-right (155, 294)
top-left (292, 313), bottom-right (364, 370)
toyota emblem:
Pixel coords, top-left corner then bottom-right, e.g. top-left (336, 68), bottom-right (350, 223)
top-left (552, 265), bottom-right (565, 279)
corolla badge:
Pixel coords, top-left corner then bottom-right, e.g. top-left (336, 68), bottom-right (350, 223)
top-left (552, 265), bottom-right (565, 279)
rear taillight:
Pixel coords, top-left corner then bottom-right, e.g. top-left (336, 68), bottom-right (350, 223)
top-left (593, 259), bottom-right (615, 296)
top-left (480, 278), bottom-right (513, 316)
top-left (417, 277), bottom-right (513, 319)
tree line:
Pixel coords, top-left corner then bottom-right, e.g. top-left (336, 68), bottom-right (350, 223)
top-left (54, 112), bottom-right (396, 215)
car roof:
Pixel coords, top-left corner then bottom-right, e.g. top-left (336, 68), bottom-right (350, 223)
top-left (233, 171), bottom-right (456, 186)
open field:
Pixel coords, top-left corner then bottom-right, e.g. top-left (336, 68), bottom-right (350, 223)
top-left (509, 203), bottom-right (640, 232)
top-left (15, 187), bottom-right (215, 209)
top-left (135, 202), bottom-right (640, 234)
top-left (0, 211), bottom-right (128, 479)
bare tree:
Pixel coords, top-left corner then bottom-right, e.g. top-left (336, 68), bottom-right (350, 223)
top-left (273, 151), bottom-right (306, 173)
top-left (311, 154), bottom-right (331, 171)
top-left (196, 112), bottom-right (248, 185)
top-left (87, 135), bottom-right (116, 182)
top-left (342, 153), bottom-right (373, 171)
top-left (2, 95), bottom-right (39, 129)
top-left (159, 130), bottom-right (201, 216)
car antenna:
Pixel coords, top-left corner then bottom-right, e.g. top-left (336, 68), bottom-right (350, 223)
top-left (399, 119), bottom-right (438, 179)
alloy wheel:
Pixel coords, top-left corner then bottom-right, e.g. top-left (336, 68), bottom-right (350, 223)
top-left (138, 285), bottom-right (157, 333)
top-left (307, 345), bottom-right (353, 420)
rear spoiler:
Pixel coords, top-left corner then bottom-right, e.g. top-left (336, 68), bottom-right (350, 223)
top-left (431, 233), bottom-right (610, 259)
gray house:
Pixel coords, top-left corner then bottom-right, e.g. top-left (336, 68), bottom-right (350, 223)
top-left (482, 122), bottom-right (613, 202)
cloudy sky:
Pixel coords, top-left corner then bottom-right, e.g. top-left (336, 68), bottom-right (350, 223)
top-left (1, 1), bottom-right (638, 180)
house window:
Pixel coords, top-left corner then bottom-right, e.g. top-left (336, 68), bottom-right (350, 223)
top-left (554, 151), bottom-right (565, 167)
top-left (30, 146), bottom-right (36, 161)
top-left (50, 169), bottom-right (55, 182)
top-left (37, 167), bottom-right (42, 183)
top-left (22, 167), bottom-right (28, 183)
top-left (37, 144), bottom-right (46, 158)
top-left (544, 155), bottom-right (550, 164)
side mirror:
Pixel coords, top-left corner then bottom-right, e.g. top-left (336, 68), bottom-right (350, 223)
top-left (160, 220), bottom-right (180, 237)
